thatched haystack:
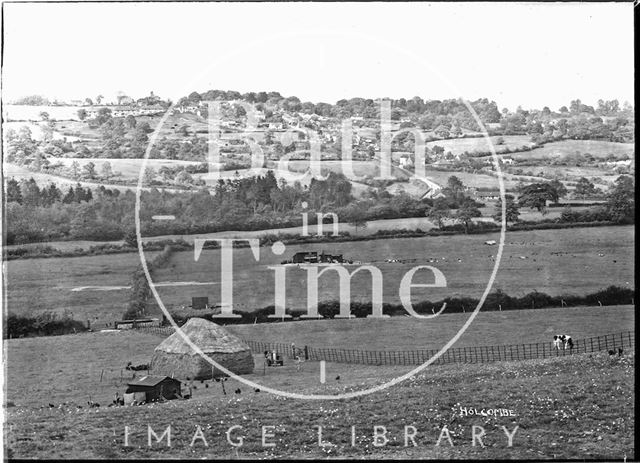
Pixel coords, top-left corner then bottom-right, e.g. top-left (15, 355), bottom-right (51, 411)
top-left (151, 318), bottom-right (254, 379)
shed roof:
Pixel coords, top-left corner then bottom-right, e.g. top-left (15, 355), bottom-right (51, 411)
top-left (127, 375), bottom-right (179, 387)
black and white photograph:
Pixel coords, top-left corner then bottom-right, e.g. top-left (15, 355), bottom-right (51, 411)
top-left (1, 1), bottom-right (635, 459)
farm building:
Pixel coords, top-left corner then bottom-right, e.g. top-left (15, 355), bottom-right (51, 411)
top-left (475, 190), bottom-right (501, 201)
top-left (123, 375), bottom-right (182, 405)
top-left (288, 251), bottom-right (346, 264)
top-left (150, 318), bottom-right (254, 380)
top-left (115, 318), bottom-right (158, 329)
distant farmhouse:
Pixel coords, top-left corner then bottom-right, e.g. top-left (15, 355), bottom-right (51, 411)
top-left (475, 190), bottom-right (501, 201)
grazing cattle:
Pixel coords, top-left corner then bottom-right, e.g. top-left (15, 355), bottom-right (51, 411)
top-left (234, 388), bottom-right (241, 394)
top-left (618, 347), bottom-right (623, 356)
top-left (553, 334), bottom-right (574, 350)
top-left (608, 349), bottom-right (616, 356)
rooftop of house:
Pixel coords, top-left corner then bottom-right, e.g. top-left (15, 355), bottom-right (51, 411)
top-left (127, 375), bottom-right (180, 388)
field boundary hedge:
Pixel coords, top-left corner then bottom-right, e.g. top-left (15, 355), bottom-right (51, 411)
top-left (3, 221), bottom-right (629, 261)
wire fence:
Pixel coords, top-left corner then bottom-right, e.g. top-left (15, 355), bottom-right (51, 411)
top-left (133, 325), bottom-right (634, 367)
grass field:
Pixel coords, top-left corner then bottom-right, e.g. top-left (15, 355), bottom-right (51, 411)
top-left (423, 169), bottom-right (525, 190)
top-left (5, 304), bottom-right (633, 409)
top-left (2, 162), bottom-right (159, 193)
top-left (51, 158), bottom-right (205, 181)
top-left (4, 341), bottom-right (634, 459)
top-left (509, 165), bottom-right (622, 185)
top-left (425, 135), bottom-right (535, 156)
top-left (512, 140), bottom-right (634, 161)
top-left (227, 305), bottom-right (634, 351)
top-left (4, 251), bottom-right (162, 326)
top-left (4, 226), bottom-right (634, 326)
top-left (282, 160), bottom-right (411, 180)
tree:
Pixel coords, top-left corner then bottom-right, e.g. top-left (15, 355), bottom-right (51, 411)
top-left (124, 229), bottom-right (139, 248)
top-left (548, 179), bottom-right (567, 202)
top-left (62, 186), bottom-right (76, 204)
top-left (344, 204), bottom-right (368, 234)
top-left (574, 177), bottom-right (597, 198)
top-left (39, 111), bottom-right (49, 121)
top-left (20, 178), bottom-right (41, 207)
top-left (101, 161), bottom-right (113, 179)
top-left (82, 161), bottom-right (97, 179)
top-left (42, 184), bottom-right (61, 206)
top-left (69, 160), bottom-right (81, 179)
top-left (143, 167), bottom-right (156, 185)
top-left (455, 200), bottom-right (481, 233)
top-left (517, 183), bottom-right (559, 215)
top-left (124, 115), bottom-right (137, 129)
top-left (446, 176), bottom-right (465, 196)
top-left (427, 198), bottom-right (450, 229)
top-left (5, 178), bottom-right (23, 203)
top-left (138, 122), bottom-right (153, 134)
top-left (493, 194), bottom-right (520, 224)
top-left (95, 107), bottom-right (112, 125)
top-left (606, 175), bottom-right (634, 223)
top-left (134, 127), bottom-right (149, 144)
top-left (175, 170), bottom-right (193, 185)
top-left (84, 98), bottom-right (93, 106)
top-left (77, 109), bottom-right (87, 121)
top-left (96, 95), bottom-right (104, 105)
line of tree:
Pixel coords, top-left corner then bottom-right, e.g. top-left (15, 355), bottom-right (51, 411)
top-left (165, 285), bottom-right (635, 326)
top-left (123, 245), bottom-right (175, 320)
top-left (3, 171), bottom-right (434, 245)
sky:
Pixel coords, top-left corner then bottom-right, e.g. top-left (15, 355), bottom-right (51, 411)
top-left (1, 2), bottom-right (634, 111)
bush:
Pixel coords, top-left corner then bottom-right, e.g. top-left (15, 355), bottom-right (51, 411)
top-left (4, 311), bottom-right (86, 338)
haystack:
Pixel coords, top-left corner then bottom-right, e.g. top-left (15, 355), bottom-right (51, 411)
top-left (150, 318), bottom-right (254, 380)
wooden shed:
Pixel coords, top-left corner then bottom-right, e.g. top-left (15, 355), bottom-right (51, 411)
top-left (124, 375), bottom-right (182, 405)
